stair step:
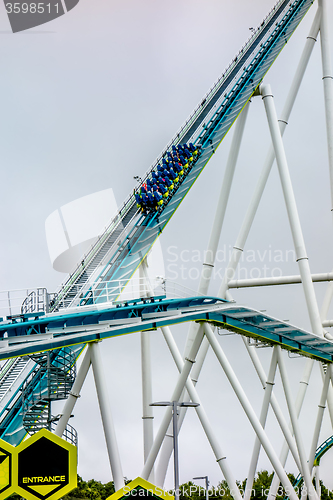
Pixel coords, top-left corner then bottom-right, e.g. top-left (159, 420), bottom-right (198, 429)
top-left (53, 201), bottom-right (140, 307)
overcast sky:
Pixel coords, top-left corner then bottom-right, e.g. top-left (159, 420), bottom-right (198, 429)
top-left (1, 0), bottom-right (333, 494)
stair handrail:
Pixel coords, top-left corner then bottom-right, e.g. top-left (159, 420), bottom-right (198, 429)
top-left (50, 421), bottom-right (77, 446)
top-left (74, 214), bottom-right (146, 306)
top-left (0, 359), bottom-right (17, 382)
top-left (51, 200), bottom-right (140, 308)
top-left (51, 204), bottom-right (143, 310)
top-left (22, 349), bottom-right (76, 437)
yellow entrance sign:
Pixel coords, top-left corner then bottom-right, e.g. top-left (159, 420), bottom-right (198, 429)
top-left (0, 440), bottom-right (16, 499)
top-left (0, 429), bottom-right (77, 500)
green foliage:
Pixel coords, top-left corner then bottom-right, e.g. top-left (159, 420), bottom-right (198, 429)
top-left (6, 471), bottom-right (333, 500)
top-left (61, 475), bottom-right (116, 500)
top-left (180, 470), bottom-right (333, 500)
top-left (320, 481), bottom-right (333, 500)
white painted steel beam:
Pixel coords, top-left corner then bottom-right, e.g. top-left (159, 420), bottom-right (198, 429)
top-left (228, 272), bottom-right (333, 288)
top-left (242, 338), bottom-right (302, 471)
top-left (322, 319), bottom-right (333, 327)
top-left (139, 260), bottom-right (154, 481)
top-left (199, 102), bottom-right (250, 295)
top-left (244, 347), bottom-right (279, 500)
top-left (203, 324), bottom-right (300, 500)
top-left (185, 103), bottom-right (250, 357)
top-left (319, 0), bottom-right (333, 211)
top-left (276, 347), bottom-right (319, 500)
top-left (319, 288), bottom-right (333, 427)
top-left (308, 365), bottom-right (332, 471)
top-left (141, 325), bottom-right (205, 480)
top-left (261, 82), bottom-right (323, 339)
top-left (160, 325), bottom-right (242, 500)
top-left (315, 466), bottom-right (321, 497)
top-left (219, 8), bottom-right (321, 299)
top-left (230, 20), bottom-right (323, 490)
top-left (89, 342), bottom-right (125, 491)
top-left (267, 358), bottom-right (314, 500)
top-left (157, 103), bottom-right (250, 486)
top-left (155, 337), bottom-right (211, 487)
top-left (54, 346), bottom-right (91, 438)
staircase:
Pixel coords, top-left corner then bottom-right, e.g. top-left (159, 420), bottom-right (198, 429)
top-left (0, 358), bottom-right (30, 402)
top-left (21, 348), bottom-right (77, 445)
top-left (50, 201), bottom-right (140, 310)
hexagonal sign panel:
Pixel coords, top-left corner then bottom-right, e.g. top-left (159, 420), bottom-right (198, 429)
top-left (16, 429), bottom-right (77, 500)
top-left (0, 440), bottom-right (15, 500)
top-left (106, 477), bottom-right (174, 500)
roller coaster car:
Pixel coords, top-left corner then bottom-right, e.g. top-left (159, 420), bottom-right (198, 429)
top-left (135, 143), bottom-right (202, 217)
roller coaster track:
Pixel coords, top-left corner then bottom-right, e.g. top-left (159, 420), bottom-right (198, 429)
top-left (0, 0), bottom-right (316, 444)
top-left (1, 296), bottom-right (333, 363)
top-left (284, 435), bottom-right (333, 498)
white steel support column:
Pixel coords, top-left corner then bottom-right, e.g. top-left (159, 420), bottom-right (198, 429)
top-left (54, 346), bottom-right (91, 438)
top-left (308, 365), bottom-right (332, 471)
top-left (267, 359), bottom-right (314, 500)
top-left (199, 102), bottom-right (250, 295)
top-left (203, 323), bottom-right (299, 500)
top-left (141, 331), bottom-right (154, 465)
top-left (139, 259), bottom-right (154, 477)
top-left (260, 84), bottom-right (321, 496)
top-left (228, 271), bottom-right (333, 288)
top-left (261, 82), bottom-right (323, 339)
top-left (141, 325), bottom-right (205, 481)
top-left (159, 325), bottom-right (242, 500)
top-left (321, 282), bottom-right (333, 321)
top-left (319, 286), bottom-right (333, 427)
top-left (219, 9), bottom-right (321, 299)
top-left (185, 102), bottom-right (250, 357)
top-left (319, 0), bottom-right (333, 206)
top-left (189, 338), bottom-right (210, 386)
top-left (89, 342), bottom-right (124, 491)
top-left (223, 29), bottom-right (321, 492)
top-left (315, 466), bottom-right (321, 497)
top-left (242, 339), bottom-right (302, 471)
top-left (156, 101), bottom-right (250, 488)
top-left (244, 347), bottom-right (279, 500)
top-left (276, 347), bottom-right (319, 500)
top-left (198, 102), bottom-right (250, 295)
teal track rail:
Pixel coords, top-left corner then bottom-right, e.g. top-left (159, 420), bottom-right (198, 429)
top-left (284, 435), bottom-right (333, 499)
top-left (314, 435), bottom-right (333, 465)
top-left (1, 298), bottom-right (333, 363)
